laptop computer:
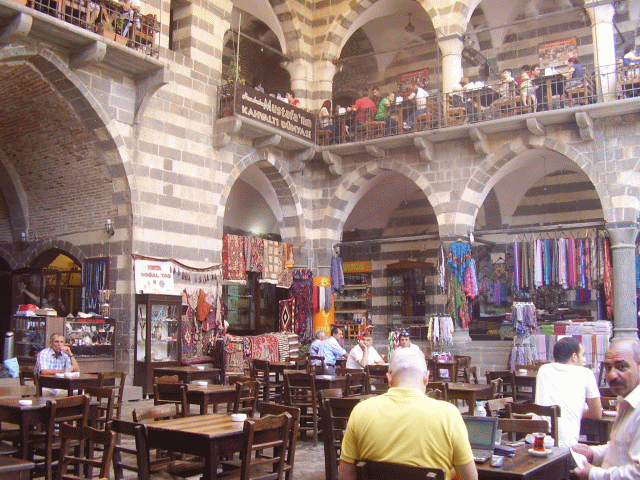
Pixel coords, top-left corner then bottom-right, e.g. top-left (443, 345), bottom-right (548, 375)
top-left (463, 416), bottom-right (498, 464)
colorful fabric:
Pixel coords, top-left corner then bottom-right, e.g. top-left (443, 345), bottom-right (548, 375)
top-left (290, 270), bottom-right (313, 337)
top-left (331, 256), bottom-right (344, 292)
top-left (603, 237), bottom-right (613, 320)
top-left (262, 240), bottom-right (282, 284)
top-left (277, 267), bottom-right (294, 289)
top-left (245, 236), bottom-right (264, 273)
top-left (181, 319), bottom-right (193, 357)
top-left (195, 289), bottom-right (211, 322)
top-left (283, 243), bottom-right (294, 268)
top-left (272, 332), bottom-right (290, 361)
top-left (249, 334), bottom-right (280, 362)
top-left (279, 298), bottom-right (295, 333)
top-left (222, 234), bottom-right (246, 281)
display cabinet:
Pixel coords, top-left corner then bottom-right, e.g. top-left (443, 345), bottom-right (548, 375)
top-left (134, 293), bottom-right (182, 395)
top-left (335, 262), bottom-right (372, 339)
top-left (66, 317), bottom-right (116, 372)
top-left (223, 282), bottom-right (254, 332)
top-left (385, 260), bottom-right (431, 328)
top-left (12, 315), bottom-right (64, 363)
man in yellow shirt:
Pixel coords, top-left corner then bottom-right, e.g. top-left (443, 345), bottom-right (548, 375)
top-left (338, 348), bottom-right (477, 480)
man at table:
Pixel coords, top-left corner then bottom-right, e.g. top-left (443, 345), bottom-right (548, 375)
top-left (535, 336), bottom-right (601, 447)
top-left (398, 330), bottom-right (422, 354)
top-left (572, 338), bottom-right (640, 480)
top-left (345, 333), bottom-right (384, 370)
top-left (352, 89), bottom-right (376, 125)
top-left (403, 80), bottom-right (429, 131)
top-left (309, 329), bottom-right (326, 369)
top-left (338, 348), bottom-right (477, 480)
top-left (317, 325), bottom-right (347, 375)
top-left (35, 333), bottom-right (79, 375)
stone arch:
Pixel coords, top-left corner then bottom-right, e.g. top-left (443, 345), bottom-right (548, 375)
top-left (454, 138), bottom-right (625, 237)
top-left (320, 160), bottom-right (441, 245)
top-left (0, 45), bottom-right (135, 226)
top-left (217, 148), bottom-right (305, 247)
top-left (0, 246), bottom-right (16, 270)
top-left (0, 151), bottom-right (28, 243)
top-left (16, 239), bottom-right (87, 270)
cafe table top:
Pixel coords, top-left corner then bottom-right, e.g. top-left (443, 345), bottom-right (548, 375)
top-left (476, 445), bottom-right (570, 480)
top-left (185, 383), bottom-right (237, 415)
top-left (37, 372), bottom-right (99, 395)
top-left (0, 455), bottom-right (35, 480)
top-left (144, 413), bottom-right (246, 480)
top-left (153, 365), bottom-right (223, 384)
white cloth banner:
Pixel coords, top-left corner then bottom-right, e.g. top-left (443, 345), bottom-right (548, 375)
top-left (134, 260), bottom-right (175, 294)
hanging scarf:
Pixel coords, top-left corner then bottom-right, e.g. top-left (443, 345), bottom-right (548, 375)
top-left (447, 241), bottom-right (472, 282)
top-left (513, 241), bottom-right (520, 293)
top-left (603, 237), bottom-right (613, 320)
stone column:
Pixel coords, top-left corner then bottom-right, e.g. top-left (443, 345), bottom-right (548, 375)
top-left (283, 58), bottom-right (313, 109)
top-left (311, 60), bottom-right (338, 112)
top-left (437, 35), bottom-right (464, 94)
top-left (607, 223), bottom-right (639, 338)
top-left (586, 2), bottom-right (616, 101)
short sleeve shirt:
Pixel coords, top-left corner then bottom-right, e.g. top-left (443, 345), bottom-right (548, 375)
top-left (35, 347), bottom-right (71, 373)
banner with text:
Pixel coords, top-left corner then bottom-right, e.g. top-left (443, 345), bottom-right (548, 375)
top-left (235, 84), bottom-right (316, 141)
top-left (134, 260), bottom-right (175, 294)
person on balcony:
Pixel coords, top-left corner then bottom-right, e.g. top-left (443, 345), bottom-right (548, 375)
top-left (285, 90), bottom-right (300, 107)
top-left (352, 88), bottom-right (376, 126)
top-left (402, 80), bottom-right (429, 130)
top-left (119, 0), bottom-right (140, 39)
top-left (562, 57), bottom-right (584, 102)
top-left (375, 91), bottom-right (397, 135)
top-left (370, 86), bottom-right (382, 108)
top-left (252, 77), bottom-right (265, 93)
top-left (518, 65), bottom-right (537, 111)
top-left (488, 69), bottom-right (515, 117)
top-left (319, 99), bottom-right (338, 139)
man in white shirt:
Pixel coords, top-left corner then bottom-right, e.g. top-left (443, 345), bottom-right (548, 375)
top-left (535, 336), bottom-right (601, 447)
top-left (398, 330), bottom-right (422, 354)
top-left (573, 338), bottom-right (640, 480)
top-left (403, 81), bottom-right (429, 130)
top-left (345, 333), bottom-right (384, 370)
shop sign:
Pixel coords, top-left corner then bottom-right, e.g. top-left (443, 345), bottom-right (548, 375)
top-left (397, 68), bottom-right (429, 95)
top-left (234, 84), bottom-right (316, 141)
top-left (134, 260), bottom-right (175, 294)
top-left (343, 261), bottom-right (372, 273)
top-left (538, 37), bottom-right (577, 69)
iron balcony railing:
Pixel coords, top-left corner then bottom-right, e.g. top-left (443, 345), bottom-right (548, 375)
top-left (219, 62), bottom-right (639, 146)
top-left (28, 0), bottom-right (160, 58)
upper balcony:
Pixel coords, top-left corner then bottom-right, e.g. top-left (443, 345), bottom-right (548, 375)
top-left (0, 0), bottom-right (162, 77)
top-left (215, 64), bottom-right (640, 161)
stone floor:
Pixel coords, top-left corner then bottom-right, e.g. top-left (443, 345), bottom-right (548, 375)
top-left (119, 398), bottom-right (326, 480)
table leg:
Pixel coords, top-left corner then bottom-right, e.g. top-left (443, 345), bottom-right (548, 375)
top-left (200, 399), bottom-right (208, 416)
top-left (204, 442), bottom-right (219, 480)
top-left (468, 394), bottom-right (476, 415)
top-left (19, 417), bottom-right (29, 459)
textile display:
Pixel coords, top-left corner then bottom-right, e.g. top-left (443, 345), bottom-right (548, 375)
top-left (283, 243), bottom-right (295, 268)
top-left (181, 318), bottom-right (193, 357)
top-left (388, 330), bottom-right (401, 355)
top-left (277, 267), bottom-right (294, 289)
top-left (508, 341), bottom-right (539, 370)
top-left (222, 234), bottom-right (246, 282)
top-left (272, 332), bottom-right (291, 360)
top-left (244, 236), bottom-right (264, 273)
top-left (195, 289), bottom-right (212, 322)
top-left (447, 274), bottom-right (471, 329)
top-left (81, 258), bottom-right (109, 313)
top-left (331, 255), bottom-right (344, 292)
top-left (279, 298), bottom-right (295, 333)
top-left (511, 302), bottom-right (537, 339)
top-left (249, 334), bottom-right (280, 362)
top-left (290, 270), bottom-right (314, 338)
top-left (427, 316), bottom-right (455, 346)
top-left (447, 241), bottom-right (474, 282)
top-left (444, 240), bottom-right (477, 329)
top-left (262, 240), bottom-right (282, 284)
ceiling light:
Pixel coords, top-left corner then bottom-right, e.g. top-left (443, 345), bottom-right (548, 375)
top-left (405, 13), bottom-right (415, 33)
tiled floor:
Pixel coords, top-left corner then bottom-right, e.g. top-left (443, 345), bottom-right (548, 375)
top-left (119, 398), bottom-right (327, 480)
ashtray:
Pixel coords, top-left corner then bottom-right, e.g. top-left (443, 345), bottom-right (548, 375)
top-left (196, 365), bottom-right (205, 370)
top-left (55, 373), bottom-right (65, 378)
top-left (64, 372), bottom-right (80, 378)
top-left (528, 448), bottom-right (552, 457)
top-left (231, 413), bottom-right (247, 422)
top-left (18, 399), bottom-right (33, 405)
top-left (197, 381), bottom-right (208, 386)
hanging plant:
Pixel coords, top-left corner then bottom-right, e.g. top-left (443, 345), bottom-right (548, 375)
top-left (227, 54), bottom-right (245, 85)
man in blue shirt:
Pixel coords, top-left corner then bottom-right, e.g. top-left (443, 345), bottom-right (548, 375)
top-left (317, 325), bottom-right (347, 375)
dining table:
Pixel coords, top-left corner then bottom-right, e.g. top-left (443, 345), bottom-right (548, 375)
top-left (153, 365), bottom-right (223, 384)
top-left (185, 383), bottom-right (237, 415)
top-left (513, 370), bottom-right (537, 402)
top-left (37, 372), bottom-right (99, 396)
top-left (445, 382), bottom-right (493, 415)
top-left (476, 445), bottom-right (570, 480)
top-left (315, 374), bottom-right (346, 391)
top-left (580, 410), bottom-right (616, 444)
top-left (0, 455), bottom-right (35, 480)
top-left (144, 413), bottom-right (247, 480)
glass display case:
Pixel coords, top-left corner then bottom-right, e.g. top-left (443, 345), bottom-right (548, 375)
top-left (223, 282), bottom-right (254, 332)
top-left (12, 315), bottom-right (64, 362)
top-left (335, 262), bottom-right (372, 340)
top-left (134, 293), bottom-right (182, 395)
top-left (65, 317), bottom-right (115, 357)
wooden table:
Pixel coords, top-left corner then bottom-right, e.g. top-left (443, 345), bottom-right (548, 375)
top-left (476, 445), bottom-right (570, 480)
top-left (513, 370), bottom-right (537, 401)
top-left (315, 375), bottom-right (346, 391)
top-left (154, 365), bottom-right (223, 384)
top-left (580, 411), bottom-right (616, 444)
top-left (446, 382), bottom-right (493, 415)
top-left (0, 456), bottom-right (35, 480)
top-left (0, 396), bottom-right (50, 459)
top-left (270, 360), bottom-right (303, 383)
top-left (186, 384), bottom-right (237, 415)
top-left (38, 372), bottom-right (99, 396)
top-left (534, 74), bottom-right (564, 110)
top-left (144, 413), bottom-right (246, 480)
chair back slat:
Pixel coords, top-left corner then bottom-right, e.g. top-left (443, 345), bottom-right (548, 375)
top-left (98, 371), bottom-right (126, 419)
top-left (505, 402), bottom-right (560, 446)
top-left (153, 382), bottom-right (189, 417)
top-left (84, 385), bottom-right (114, 430)
top-left (257, 402), bottom-right (301, 480)
top-left (57, 423), bottom-right (116, 480)
top-left (284, 371), bottom-right (318, 446)
top-left (234, 380), bottom-right (260, 415)
top-left (240, 413), bottom-right (292, 480)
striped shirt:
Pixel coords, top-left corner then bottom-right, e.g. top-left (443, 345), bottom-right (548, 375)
top-left (35, 347), bottom-right (71, 373)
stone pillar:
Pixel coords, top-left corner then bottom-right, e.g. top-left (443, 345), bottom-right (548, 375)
top-left (437, 35), bottom-right (464, 94)
top-left (311, 60), bottom-right (338, 112)
top-left (283, 58), bottom-right (313, 109)
top-left (607, 223), bottom-right (639, 338)
top-left (586, 2), bottom-right (616, 101)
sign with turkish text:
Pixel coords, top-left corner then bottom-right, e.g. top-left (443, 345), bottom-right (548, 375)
top-left (538, 37), bottom-right (578, 69)
top-left (234, 84), bottom-right (316, 141)
top-left (134, 260), bottom-right (175, 294)
top-left (397, 68), bottom-right (430, 95)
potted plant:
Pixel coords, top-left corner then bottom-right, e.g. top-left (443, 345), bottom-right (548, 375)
top-left (98, 18), bottom-right (128, 45)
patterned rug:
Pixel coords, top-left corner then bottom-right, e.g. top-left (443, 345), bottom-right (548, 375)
top-left (249, 334), bottom-right (280, 362)
top-left (223, 234), bottom-right (246, 281)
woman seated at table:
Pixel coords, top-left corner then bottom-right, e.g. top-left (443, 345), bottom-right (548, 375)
top-left (375, 91), bottom-right (397, 135)
top-left (318, 100), bottom-right (338, 140)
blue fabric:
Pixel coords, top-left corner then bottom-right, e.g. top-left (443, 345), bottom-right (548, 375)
top-left (447, 241), bottom-right (472, 282)
top-left (3, 358), bottom-right (18, 378)
top-left (572, 63), bottom-right (585, 79)
top-left (316, 336), bottom-right (345, 368)
top-left (330, 256), bottom-right (344, 292)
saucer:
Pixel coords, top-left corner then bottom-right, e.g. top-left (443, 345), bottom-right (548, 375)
top-left (528, 448), bottom-right (552, 457)
top-left (231, 413), bottom-right (247, 422)
top-left (18, 399), bottom-right (33, 405)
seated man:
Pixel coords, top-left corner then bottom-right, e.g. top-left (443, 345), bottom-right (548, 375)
top-left (339, 348), bottom-right (477, 480)
top-left (317, 325), bottom-right (347, 375)
top-left (35, 333), bottom-right (80, 396)
top-left (573, 338), bottom-right (640, 479)
top-left (345, 332), bottom-right (385, 370)
top-left (351, 88), bottom-right (376, 125)
top-left (398, 330), bottom-right (422, 354)
top-left (403, 81), bottom-right (429, 130)
top-left (309, 329), bottom-right (326, 369)
top-left (535, 336), bottom-right (601, 447)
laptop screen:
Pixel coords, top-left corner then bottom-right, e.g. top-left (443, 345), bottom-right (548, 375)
top-left (463, 416), bottom-right (498, 450)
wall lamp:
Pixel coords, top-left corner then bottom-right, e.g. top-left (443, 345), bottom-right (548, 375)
top-left (468, 229), bottom-right (474, 244)
top-left (19, 231), bottom-right (29, 247)
top-left (105, 219), bottom-right (115, 237)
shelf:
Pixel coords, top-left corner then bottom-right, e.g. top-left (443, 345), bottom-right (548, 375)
top-left (343, 284), bottom-right (370, 290)
top-left (335, 309), bottom-right (369, 313)
top-left (334, 298), bottom-right (368, 302)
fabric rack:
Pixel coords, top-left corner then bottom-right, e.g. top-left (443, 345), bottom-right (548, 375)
top-left (508, 301), bottom-right (539, 368)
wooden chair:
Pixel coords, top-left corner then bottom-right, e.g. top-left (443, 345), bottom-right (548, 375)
top-left (335, 368), bottom-right (362, 375)
top-left (564, 75), bottom-right (594, 106)
top-left (515, 364), bottom-right (542, 372)
top-left (426, 381), bottom-right (448, 402)
top-left (489, 378), bottom-right (503, 398)
top-left (252, 359), bottom-right (283, 403)
top-left (356, 460), bottom-right (445, 480)
top-left (307, 355), bottom-right (325, 375)
top-left (83, 386), bottom-right (114, 431)
top-left (414, 98), bottom-right (439, 131)
top-left (343, 372), bottom-right (368, 396)
top-left (56, 423), bottom-right (115, 480)
top-left (153, 381), bottom-right (189, 417)
top-left (491, 83), bottom-right (519, 118)
top-left (353, 110), bottom-right (385, 141)
top-left (30, 394), bottom-right (90, 480)
top-left (221, 403), bottom-right (301, 480)
top-left (462, 366), bottom-right (478, 384)
top-left (228, 413), bottom-right (292, 480)
top-left (109, 419), bottom-right (149, 480)
top-left (506, 402), bottom-right (560, 446)
top-left (283, 371), bottom-right (318, 446)
top-left (454, 356), bottom-right (472, 381)
top-left (365, 364), bottom-right (388, 393)
top-left (132, 403), bottom-right (180, 423)
top-left (617, 63), bottom-right (640, 98)
top-left (98, 371), bottom-right (126, 419)
top-left (498, 418), bottom-right (550, 443)
top-left (486, 370), bottom-right (516, 399)
top-left (425, 388), bottom-right (443, 399)
top-left (485, 396), bottom-right (514, 418)
top-left (317, 129), bottom-right (332, 146)
top-left (19, 366), bottom-right (36, 386)
top-left (433, 360), bottom-right (459, 382)
top-left (321, 396), bottom-right (362, 480)
top-left (232, 380), bottom-right (260, 416)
